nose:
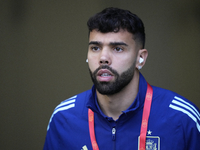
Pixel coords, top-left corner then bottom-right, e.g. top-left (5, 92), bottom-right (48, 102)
top-left (99, 49), bottom-right (111, 65)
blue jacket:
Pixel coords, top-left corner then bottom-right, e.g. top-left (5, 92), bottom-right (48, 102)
top-left (44, 74), bottom-right (200, 150)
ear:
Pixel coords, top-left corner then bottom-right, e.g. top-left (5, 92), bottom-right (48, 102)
top-left (136, 49), bottom-right (148, 70)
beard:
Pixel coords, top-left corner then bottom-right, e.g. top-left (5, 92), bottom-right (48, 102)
top-left (89, 63), bottom-right (135, 95)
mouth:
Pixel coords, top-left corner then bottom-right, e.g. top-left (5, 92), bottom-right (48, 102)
top-left (97, 69), bottom-right (113, 76)
top-left (96, 69), bottom-right (114, 82)
top-left (100, 73), bottom-right (112, 77)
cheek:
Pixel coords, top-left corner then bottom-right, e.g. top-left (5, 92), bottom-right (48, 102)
top-left (88, 63), bottom-right (94, 72)
top-left (88, 59), bottom-right (98, 73)
top-left (87, 51), bottom-right (101, 67)
top-left (113, 56), bottom-right (136, 72)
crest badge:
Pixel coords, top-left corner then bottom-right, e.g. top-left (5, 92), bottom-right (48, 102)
top-left (138, 136), bottom-right (160, 150)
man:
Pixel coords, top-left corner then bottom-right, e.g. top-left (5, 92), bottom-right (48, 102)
top-left (44, 7), bottom-right (200, 150)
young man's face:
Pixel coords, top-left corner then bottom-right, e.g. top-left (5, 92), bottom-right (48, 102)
top-left (87, 29), bottom-right (139, 95)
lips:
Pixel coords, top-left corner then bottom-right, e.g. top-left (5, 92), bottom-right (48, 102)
top-left (96, 69), bottom-right (114, 82)
top-left (97, 69), bottom-right (113, 76)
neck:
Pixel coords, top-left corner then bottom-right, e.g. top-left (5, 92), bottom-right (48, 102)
top-left (96, 71), bottom-right (140, 120)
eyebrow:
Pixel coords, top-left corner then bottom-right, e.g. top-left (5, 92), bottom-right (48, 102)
top-left (88, 41), bottom-right (128, 47)
top-left (110, 42), bottom-right (128, 46)
top-left (88, 41), bottom-right (102, 45)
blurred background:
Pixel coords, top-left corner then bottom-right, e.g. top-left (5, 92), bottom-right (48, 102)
top-left (1, 1), bottom-right (200, 149)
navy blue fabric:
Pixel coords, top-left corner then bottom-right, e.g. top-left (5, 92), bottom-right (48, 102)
top-left (44, 73), bottom-right (200, 150)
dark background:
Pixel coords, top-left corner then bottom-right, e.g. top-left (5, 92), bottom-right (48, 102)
top-left (1, 1), bottom-right (200, 149)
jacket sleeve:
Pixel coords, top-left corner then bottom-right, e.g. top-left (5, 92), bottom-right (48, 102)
top-left (43, 114), bottom-right (60, 150)
top-left (183, 105), bottom-right (200, 149)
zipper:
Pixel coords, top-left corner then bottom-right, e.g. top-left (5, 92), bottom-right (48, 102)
top-left (112, 127), bottom-right (116, 150)
top-left (112, 128), bottom-right (116, 140)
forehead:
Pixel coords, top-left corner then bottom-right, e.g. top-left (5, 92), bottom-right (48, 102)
top-left (89, 29), bottom-right (135, 45)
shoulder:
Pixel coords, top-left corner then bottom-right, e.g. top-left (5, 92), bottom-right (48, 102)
top-left (151, 85), bottom-right (197, 107)
top-left (152, 85), bottom-right (200, 133)
top-left (168, 93), bottom-right (200, 133)
top-left (46, 89), bottom-right (92, 130)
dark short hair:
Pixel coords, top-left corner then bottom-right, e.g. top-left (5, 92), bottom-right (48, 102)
top-left (87, 7), bottom-right (145, 49)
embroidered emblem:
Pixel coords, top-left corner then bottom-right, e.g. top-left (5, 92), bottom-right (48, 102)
top-left (138, 136), bottom-right (160, 150)
top-left (146, 139), bottom-right (157, 150)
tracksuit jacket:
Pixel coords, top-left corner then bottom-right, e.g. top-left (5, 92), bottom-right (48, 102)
top-left (44, 73), bottom-right (200, 150)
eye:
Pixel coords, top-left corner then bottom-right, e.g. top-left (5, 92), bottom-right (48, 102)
top-left (114, 47), bottom-right (123, 52)
top-left (91, 46), bottom-right (100, 51)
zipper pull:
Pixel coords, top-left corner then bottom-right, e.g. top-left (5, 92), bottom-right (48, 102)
top-left (112, 127), bottom-right (116, 141)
